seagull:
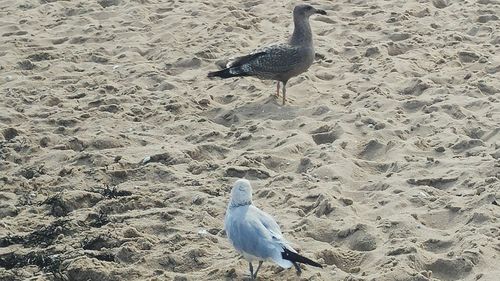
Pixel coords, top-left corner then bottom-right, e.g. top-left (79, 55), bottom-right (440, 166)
top-left (208, 4), bottom-right (326, 105)
top-left (224, 179), bottom-right (322, 279)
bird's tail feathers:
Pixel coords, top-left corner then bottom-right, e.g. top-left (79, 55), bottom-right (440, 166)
top-left (281, 247), bottom-right (322, 268)
top-left (207, 67), bottom-right (248, 79)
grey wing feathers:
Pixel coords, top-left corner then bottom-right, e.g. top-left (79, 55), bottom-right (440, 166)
top-left (227, 44), bottom-right (303, 77)
top-left (226, 206), bottom-right (285, 259)
top-left (255, 208), bottom-right (284, 239)
top-left (227, 52), bottom-right (267, 68)
top-left (227, 217), bottom-right (275, 259)
top-left (253, 45), bottom-right (303, 73)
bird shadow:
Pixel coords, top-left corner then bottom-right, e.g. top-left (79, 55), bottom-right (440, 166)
top-left (206, 95), bottom-right (300, 128)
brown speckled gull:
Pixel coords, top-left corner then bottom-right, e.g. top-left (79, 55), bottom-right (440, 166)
top-left (208, 4), bottom-right (326, 105)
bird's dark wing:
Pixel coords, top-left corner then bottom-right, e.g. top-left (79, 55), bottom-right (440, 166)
top-left (226, 51), bottom-right (267, 68)
top-left (227, 44), bottom-right (304, 76)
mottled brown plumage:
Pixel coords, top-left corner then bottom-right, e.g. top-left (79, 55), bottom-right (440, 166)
top-left (208, 4), bottom-right (326, 105)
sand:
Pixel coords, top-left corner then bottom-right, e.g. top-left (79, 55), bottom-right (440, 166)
top-left (0, 0), bottom-right (499, 280)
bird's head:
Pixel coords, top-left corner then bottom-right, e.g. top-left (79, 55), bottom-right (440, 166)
top-left (229, 179), bottom-right (253, 207)
top-left (294, 4), bottom-right (327, 18)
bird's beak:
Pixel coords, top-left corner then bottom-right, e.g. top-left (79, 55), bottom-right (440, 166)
top-left (315, 9), bottom-right (327, 15)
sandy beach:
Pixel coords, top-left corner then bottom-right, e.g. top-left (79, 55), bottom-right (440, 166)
top-left (0, 0), bottom-right (499, 280)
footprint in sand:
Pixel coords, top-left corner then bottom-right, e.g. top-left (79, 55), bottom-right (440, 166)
top-left (421, 238), bottom-right (454, 253)
top-left (310, 124), bottom-right (344, 145)
top-left (425, 257), bottom-right (474, 281)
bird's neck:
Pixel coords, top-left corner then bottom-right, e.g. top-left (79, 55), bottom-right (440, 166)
top-left (289, 16), bottom-right (312, 46)
top-left (229, 200), bottom-right (252, 209)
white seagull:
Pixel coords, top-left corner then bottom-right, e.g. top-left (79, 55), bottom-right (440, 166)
top-left (224, 179), bottom-right (322, 279)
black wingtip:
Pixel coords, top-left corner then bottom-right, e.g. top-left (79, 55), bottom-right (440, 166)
top-left (208, 67), bottom-right (251, 79)
top-left (207, 68), bottom-right (225, 77)
top-left (207, 69), bottom-right (229, 78)
top-left (281, 248), bottom-right (323, 268)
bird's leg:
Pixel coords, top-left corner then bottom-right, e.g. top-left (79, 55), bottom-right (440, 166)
top-left (282, 81), bottom-right (287, 105)
top-left (253, 261), bottom-right (263, 279)
top-left (292, 262), bottom-right (302, 276)
top-left (275, 81), bottom-right (280, 97)
top-left (249, 262), bottom-right (254, 280)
